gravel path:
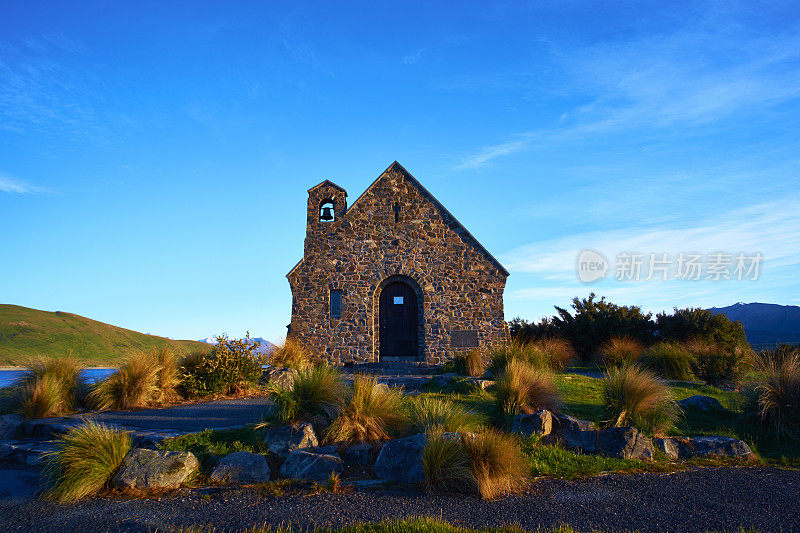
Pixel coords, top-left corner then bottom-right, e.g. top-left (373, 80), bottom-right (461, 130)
top-left (1, 466), bottom-right (797, 532)
top-left (76, 396), bottom-right (274, 433)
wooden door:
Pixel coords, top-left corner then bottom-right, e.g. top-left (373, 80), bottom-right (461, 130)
top-left (379, 281), bottom-right (418, 358)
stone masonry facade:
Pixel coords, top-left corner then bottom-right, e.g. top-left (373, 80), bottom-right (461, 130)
top-left (286, 162), bottom-right (509, 365)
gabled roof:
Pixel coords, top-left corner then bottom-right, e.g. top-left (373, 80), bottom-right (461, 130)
top-left (308, 179), bottom-right (347, 195)
top-left (288, 162), bottom-right (509, 278)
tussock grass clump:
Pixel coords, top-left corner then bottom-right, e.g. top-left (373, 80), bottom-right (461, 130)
top-left (14, 355), bottom-right (84, 418)
top-left (685, 338), bottom-right (748, 385)
top-left (453, 349), bottom-right (487, 377)
top-left (745, 355), bottom-right (800, 438)
top-left (494, 359), bottom-right (561, 419)
top-left (268, 364), bottom-right (346, 427)
top-left (423, 430), bottom-right (528, 499)
top-left (603, 364), bottom-right (679, 435)
top-left (326, 376), bottom-right (407, 444)
top-left (533, 337), bottom-right (575, 370)
top-left (487, 339), bottom-right (573, 377)
top-left (422, 431), bottom-right (473, 494)
top-left (150, 346), bottom-right (180, 403)
top-left (640, 342), bottom-right (696, 380)
top-left (462, 429), bottom-right (528, 499)
top-left (45, 420), bottom-right (132, 502)
top-left (599, 336), bottom-right (643, 368)
top-left (89, 351), bottom-right (161, 410)
top-left (407, 396), bottom-right (475, 434)
top-left (270, 339), bottom-right (317, 370)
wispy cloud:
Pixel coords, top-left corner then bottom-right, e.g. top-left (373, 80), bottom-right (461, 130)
top-left (455, 14), bottom-right (800, 169)
top-left (0, 173), bottom-right (49, 194)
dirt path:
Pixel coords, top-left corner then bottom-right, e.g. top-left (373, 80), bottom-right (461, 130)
top-left (1, 466), bottom-right (797, 532)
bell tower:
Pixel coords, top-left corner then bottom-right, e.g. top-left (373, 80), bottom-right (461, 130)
top-left (306, 179), bottom-right (347, 236)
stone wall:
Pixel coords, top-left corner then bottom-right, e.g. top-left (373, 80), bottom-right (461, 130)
top-left (287, 162), bottom-right (508, 364)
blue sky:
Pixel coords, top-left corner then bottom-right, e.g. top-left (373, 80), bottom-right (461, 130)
top-left (1, 1), bottom-right (799, 343)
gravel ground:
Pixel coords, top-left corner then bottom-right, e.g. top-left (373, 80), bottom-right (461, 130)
top-left (1, 466), bottom-right (798, 532)
top-left (76, 396), bottom-right (274, 432)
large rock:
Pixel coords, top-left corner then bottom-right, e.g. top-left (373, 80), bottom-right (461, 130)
top-left (554, 415), bottom-right (598, 453)
top-left (655, 436), bottom-right (752, 459)
top-left (279, 451), bottom-right (343, 480)
top-left (210, 451), bottom-right (271, 484)
top-left (0, 414), bottom-right (24, 440)
top-left (112, 449), bottom-right (199, 489)
top-left (677, 396), bottom-right (726, 412)
top-left (261, 367), bottom-right (299, 390)
top-left (373, 433), bottom-right (428, 484)
top-left (340, 443), bottom-right (377, 467)
top-left (511, 410), bottom-right (553, 437)
top-left (263, 422), bottom-right (318, 457)
top-left (655, 435), bottom-right (753, 459)
top-left (691, 436), bottom-right (752, 457)
top-left (596, 427), bottom-right (654, 460)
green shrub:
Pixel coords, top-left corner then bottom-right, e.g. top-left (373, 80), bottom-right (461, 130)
top-left (268, 364), bottom-right (346, 429)
top-left (422, 431), bottom-right (473, 494)
top-left (685, 338), bottom-right (747, 385)
top-left (45, 421), bottom-right (132, 502)
top-left (453, 349), bottom-right (487, 377)
top-left (603, 365), bottom-right (679, 435)
top-left (407, 396), bottom-right (475, 434)
top-left (494, 359), bottom-right (561, 421)
top-left (640, 342), bottom-right (696, 380)
top-left (744, 355), bottom-right (800, 438)
top-left (269, 339), bottom-right (318, 370)
top-left (13, 355), bottom-right (84, 418)
top-left (180, 334), bottom-right (267, 397)
top-left (88, 350), bottom-right (161, 410)
top-left (599, 336), bottom-right (643, 368)
top-left (326, 376), bottom-right (407, 444)
top-left (656, 307), bottom-right (748, 353)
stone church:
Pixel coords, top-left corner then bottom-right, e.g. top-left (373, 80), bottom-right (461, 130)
top-left (286, 162), bottom-right (508, 364)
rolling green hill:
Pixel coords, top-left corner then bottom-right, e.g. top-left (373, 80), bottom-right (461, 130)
top-left (0, 304), bottom-right (209, 367)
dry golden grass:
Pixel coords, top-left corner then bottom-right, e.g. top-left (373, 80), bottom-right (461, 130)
top-left (88, 351), bottom-right (161, 410)
top-left (270, 339), bottom-right (317, 370)
top-left (454, 349), bottom-right (487, 377)
top-left (462, 429), bottom-right (528, 499)
top-left (422, 431), bottom-right (474, 494)
top-left (599, 337), bottom-right (644, 368)
top-left (150, 346), bottom-right (181, 403)
top-left (494, 359), bottom-right (561, 418)
top-left (326, 376), bottom-right (407, 444)
top-left (532, 338), bottom-right (575, 370)
top-left (44, 420), bottom-right (132, 502)
top-left (268, 364), bottom-right (347, 427)
top-left (407, 396), bottom-right (476, 434)
top-left (14, 355), bottom-right (84, 418)
top-left (747, 354), bottom-right (800, 437)
top-left (602, 364), bottom-right (679, 435)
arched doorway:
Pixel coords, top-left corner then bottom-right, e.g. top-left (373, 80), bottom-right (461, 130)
top-left (379, 280), bottom-right (418, 359)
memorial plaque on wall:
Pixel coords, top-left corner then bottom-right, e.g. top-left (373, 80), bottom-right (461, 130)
top-left (451, 330), bottom-right (478, 348)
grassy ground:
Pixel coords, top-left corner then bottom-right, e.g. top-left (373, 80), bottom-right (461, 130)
top-left (0, 304), bottom-right (208, 366)
top-left (160, 371), bottom-right (799, 483)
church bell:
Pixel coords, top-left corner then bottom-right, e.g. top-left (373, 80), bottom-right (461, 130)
top-left (320, 206), bottom-right (334, 221)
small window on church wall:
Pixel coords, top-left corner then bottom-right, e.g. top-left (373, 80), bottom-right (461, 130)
top-left (319, 200), bottom-right (335, 222)
top-left (330, 289), bottom-right (342, 318)
top-left (393, 202), bottom-right (400, 223)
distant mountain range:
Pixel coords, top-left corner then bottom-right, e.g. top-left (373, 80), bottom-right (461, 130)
top-left (708, 302), bottom-right (800, 348)
top-left (198, 336), bottom-right (278, 355)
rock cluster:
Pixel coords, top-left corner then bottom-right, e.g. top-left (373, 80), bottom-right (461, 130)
top-left (112, 449), bottom-right (199, 489)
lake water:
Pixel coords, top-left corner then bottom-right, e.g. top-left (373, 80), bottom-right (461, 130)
top-left (0, 368), bottom-right (116, 388)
